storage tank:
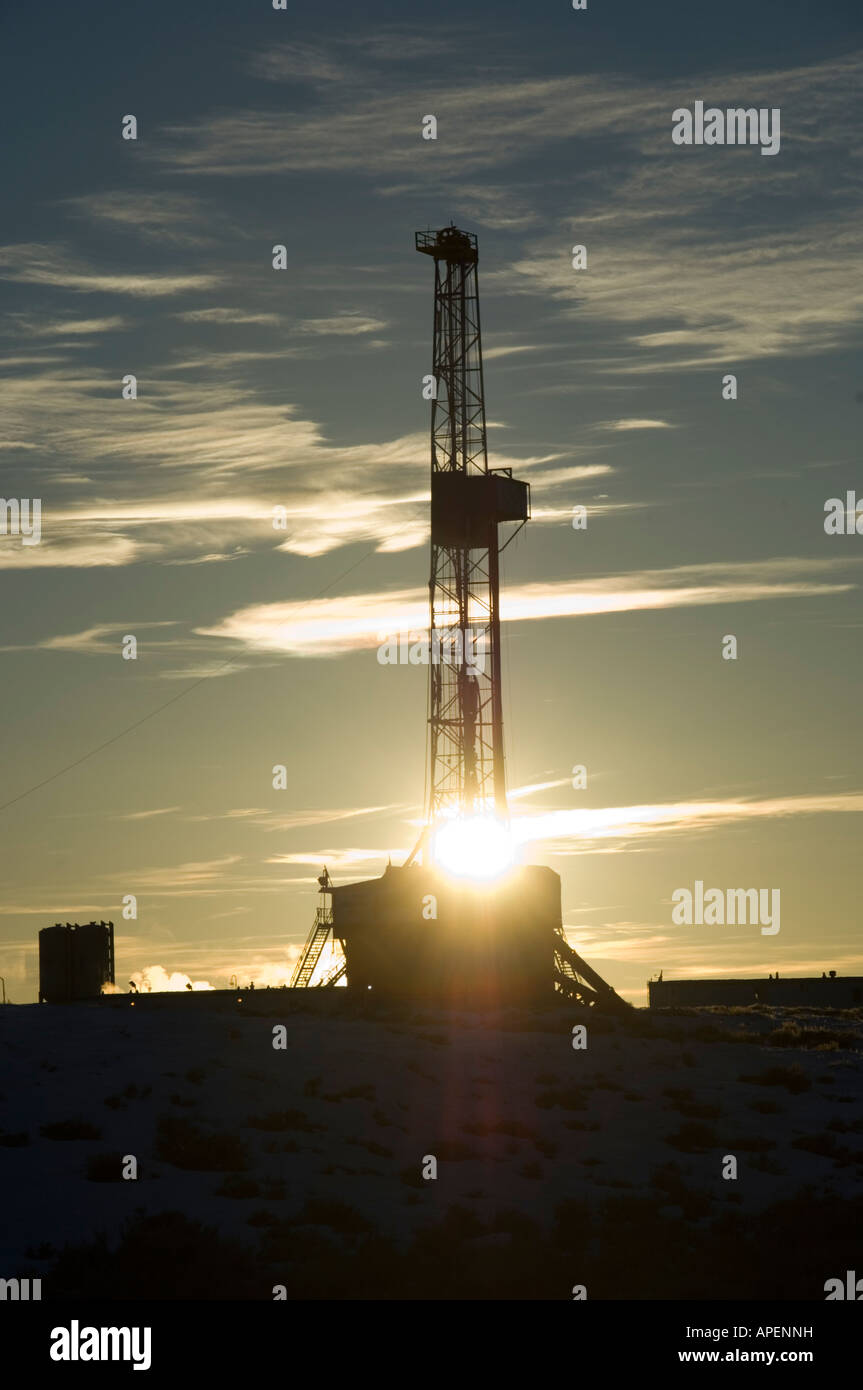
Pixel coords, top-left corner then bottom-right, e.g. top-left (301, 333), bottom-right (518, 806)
top-left (38, 924), bottom-right (73, 1004)
top-left (72, 921), bottom-right (114, 1000)
top-left (39, 921), bottom-right (114, 1003)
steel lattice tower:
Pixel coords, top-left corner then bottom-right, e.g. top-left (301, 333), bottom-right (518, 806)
top-left (415, 226), bottom-right (529, 829)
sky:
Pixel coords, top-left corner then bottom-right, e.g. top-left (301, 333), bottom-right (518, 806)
top-left (1, 0), bottom-right (861, 1004)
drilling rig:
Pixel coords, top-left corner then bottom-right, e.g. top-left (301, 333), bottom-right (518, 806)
top-left (292, 225), bottom-right (626, 1010)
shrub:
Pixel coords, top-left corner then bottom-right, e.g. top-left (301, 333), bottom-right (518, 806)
top-left (535, 1086), bottom-right (588, 1111)
top-left (767, 1024), bottom-right (854, 1051)
top-left (85, 1152), bottom-right (126, 1182)
top-left (247, 1209), bottom-right (278, 1227)
top-left (748, 1153), bottom-right (786, 1175)
top-left (534, 1137), bottom-right (559, 1158)
top-left (299, 1198), bottom-right (371, 1234)
top-left (216, 1174), bottom-right (260, 1199)
top-left (48, 1211), bottom-right (261, 1299)
top-left (399, 1165), bottom-right (424, 1188)
top-left (434, 1139), bottom-right (477, 1161)
top-left (40, 1119), bottom-right (102, 1141)
top-left (791, 1133), bottom-right (856, 1163)
top-left (49, 1192), bottom-right (863, 1300)
top-left (463, 1119), bottom-right (535, 1139)
top-left (246, 1109), bottom-right (319, 1132)
top-left (828, 1117), bottom-right (863, 1135)
top-left (738, 1065), bottom-right (811, 1093)
top-left (349, 1138), bottom-right (393, 1157)
top-left (663, 1088), bottom-right (722, 1119)
top-left (665, 1122), bottom-right (719, 1153)
top-left (729, 1135), bottom-right (775, 1153)
top-left (322, 1083), bottom-right (376, 1102)
top-left (154, 1116), bottom-right (247, 1171)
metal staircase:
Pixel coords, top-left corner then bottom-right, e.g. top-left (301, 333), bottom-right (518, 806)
top-left (290, 911), bottom-right (332, 987)
top-left (553, 926), bottom-right (629, 1012)
top-left (317, 960), bottom-right (346, 989)
top-left (290, 867), bottom-right (345, 988)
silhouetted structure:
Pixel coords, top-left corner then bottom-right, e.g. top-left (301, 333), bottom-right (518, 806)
top-left (332, 862), bottom-right (626, 1008)
top-left (649, 974), bottom-right (863, 1008)
top-left (413, 225), bottom-right (529, 827)
top-left (38, 921), bottom-right (115, 1003)
top-left (291, 226), bottom-right (625, 1009)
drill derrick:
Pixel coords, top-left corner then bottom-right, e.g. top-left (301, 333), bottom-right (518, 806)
top-left (415, 226), bottom-right (529, 832)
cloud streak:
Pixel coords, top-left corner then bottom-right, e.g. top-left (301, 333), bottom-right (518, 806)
top-left (511, 791), bottom-right (863, 853)
top-left (0, 244), bottom-right (220, 297)
top-left (154, 50), bottom-right (863, 178)
top-left (200, 557), bottom-right (858, 657)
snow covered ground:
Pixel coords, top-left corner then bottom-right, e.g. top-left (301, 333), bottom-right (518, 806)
top-left (1, 996), bottom-right (861, 1298)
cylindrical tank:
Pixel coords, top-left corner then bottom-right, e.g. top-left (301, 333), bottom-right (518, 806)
top-left (39, 921), bottom-right (114, 1002)
top-left (72, 921), bottom-right (114, 999)
top-left (38, 925), bottom-right (73, 1003)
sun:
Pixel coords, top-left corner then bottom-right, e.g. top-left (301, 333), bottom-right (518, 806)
top-left (430, 813), bottom-right (515, 881)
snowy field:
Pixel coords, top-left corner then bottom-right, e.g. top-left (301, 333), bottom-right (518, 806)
top-left (2, 996), bottom-right (861, 1299)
